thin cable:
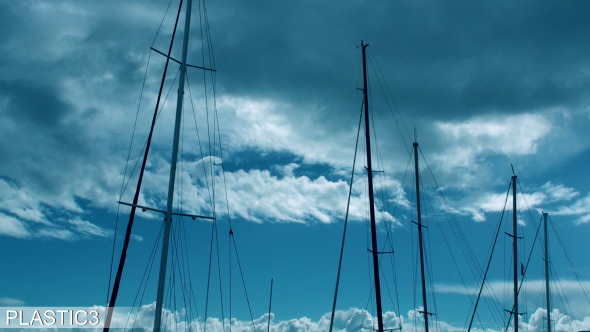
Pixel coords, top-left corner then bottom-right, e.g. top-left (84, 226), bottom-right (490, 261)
top-left (549, 216), bottom-right (590, 305)
top-left (329, 104), bottom-right (363, 332)
top-left (231, 232), bottom-right (258, 332)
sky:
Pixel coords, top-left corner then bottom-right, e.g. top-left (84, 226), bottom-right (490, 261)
top-left (1, 1), bottom-right (590, 331)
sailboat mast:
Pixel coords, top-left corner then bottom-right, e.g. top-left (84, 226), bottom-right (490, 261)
top-left (544, 212), bottom-right (551, 332)
top-left (413, 142), bottom-right (429, 332)
top-left (153, 0), bottom-right (193, 330)
top-left (512, 175), bottom-right (519, 332)
top-left (361, 41), bottom-right (384, 332)
top-left (267, 278), bottom-right (274, 332)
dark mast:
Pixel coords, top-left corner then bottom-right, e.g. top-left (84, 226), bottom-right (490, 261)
top-left (544, 212), bottom-right (552, 332)
top-left (413, 141), bottom-right (430, 332)
top-left (361, 41), bottom-right (385, 332)
top-left (512, 175), bottom-right (519, 332)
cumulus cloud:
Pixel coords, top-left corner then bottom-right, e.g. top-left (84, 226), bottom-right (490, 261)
top-left (432, 113), bottom-right (551, 183)
top-left (0, 179), bottom-right (115, 240)
top-left (86, 305), bottom-right (405, 332)
top-left (459, 181), bottom-right (584, 223)
top-left (81, 304), bottom-right (590, 332)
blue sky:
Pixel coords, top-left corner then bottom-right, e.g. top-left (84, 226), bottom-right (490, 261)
top-left (1, 1), bottom-right (590, 331)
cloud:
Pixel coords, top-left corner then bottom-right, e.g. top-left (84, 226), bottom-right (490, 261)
top-left (68, 218), bottom-right (112, 238)
top-left (0, 0), bottom-right (588, 250)
top-left (523, 307), bottom-right (590, 332)
top-left (0, 178), bottom-right (116, 240)
top-left (221, 167), bottom-right (349, 224)
top-left (435, 279), bottom-right (590, 309)
top-left (540, 182), bottom-right (579, 203)
top-left (548, 192), bottom-right (590, 225)
top-left (80, 304), bottom-right (590, 332)
top-left (433, 113), bottom-right (551, 174)
top-left (0, 178), bottom-right (51, 225)
top-left (0, 213), bottom-right (31, 239)
top-left (459, 181), bottom-right (584, 223)
top-left (215, 95), bottom-right (359, 168)
top-left (85, 305), bottom-right (405, 332)
top-left (0, 297), bottom-right (26, 306)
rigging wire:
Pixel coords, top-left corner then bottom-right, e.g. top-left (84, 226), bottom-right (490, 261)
top-left (107, 14), bottom-right (159, 307)
top-left (550, 264), bottom-right (580, 331)
top-left (549, 215), bottom-right (590, 306)
top-left (418, 148), bottom-right (506, 328)
top-left (185, 73), bottom-right (214, 206)
top-left (329, 103), bottom-right (363, 332)
top-left (119, 67), bottom-right (180, 199)
top-left (466, 182), bottom-right (511, 331)
top-left (150, 0), bottom-right (177, 49)
top-left (127, 223), bottom-right (165, 330)
top-left (230, 233), bottom-right (258, 332)
top-left (367, 52), bottom-right (412, 156)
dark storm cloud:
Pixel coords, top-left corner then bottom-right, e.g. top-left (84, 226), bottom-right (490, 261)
top-left (0, 81), bottom-right (73, 126)
top-left (0, 0), bottom-right (589, 228)
top-left (205, 1), bottom-right (590, 121)
top-left (0, 82), bottom-right (90, 196)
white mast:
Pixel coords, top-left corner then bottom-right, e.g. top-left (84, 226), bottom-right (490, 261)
top-left (153, 0), bottom-right (193, 330)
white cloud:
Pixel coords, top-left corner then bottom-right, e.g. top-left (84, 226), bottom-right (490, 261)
top-left (84, 305), bottom-right (406, 332)
top-left (0, 179), bottom-right (50, 225)
top-left (216, 95), bottom-right (358, 168)
top-left (0, 179), bottom-right (114, 240)
top-left (0, 213), bottom-right (30, 238)
top-left (37, 228), bottom-right (75, 241)
top-left (84, 304), bottom-right (590, 332)
top-left (523, 307), bottom-right (590, 332)
top-left (549, 192), bottom-right (590, 224)
top-left (0, 297), bottom-right (25, 306)
top-left (425, 113), bottom-right (553, 193)
top-left (128, 156), bottom-right (410, 226)
top-left (459, 181), bottom-right (583, 223)
top-left (540, 182), bottom-right (579, 203)
top-left (435, 279), bottom-right (590, 315)
top-left (68, 218), bottom-right (112, 238)
top-left (222, 168), bottom-right (349, 224)
top-left (436, 113), bottom-right (551, 160)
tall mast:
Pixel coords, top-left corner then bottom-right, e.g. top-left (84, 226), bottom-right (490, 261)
top-left (544, 212), bottom-right (552, 332)
top-left (512, 175), bottom-right (519, 332)
top-left (153, 0), bottom-right (193, 330)
top-left (102, 1), bottom-right (184, 330)
top-left (267, 278), bottom-right (274, 332)
top-left (361, 41), bottom-right (384, 332)
top-left (413, 141), bottom-right (429, 332)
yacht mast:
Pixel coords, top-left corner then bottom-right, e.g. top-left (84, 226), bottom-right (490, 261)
top-left (544, 212), bottom-right (552, 332)
top-left (153, 0), bottom-right (193, 329)
top-left (362, 41), bottom-right (384, 332)
top-left (413, 141), bottom-right (429, 332)
top-left (512, 175), bottom-right (519, 332)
